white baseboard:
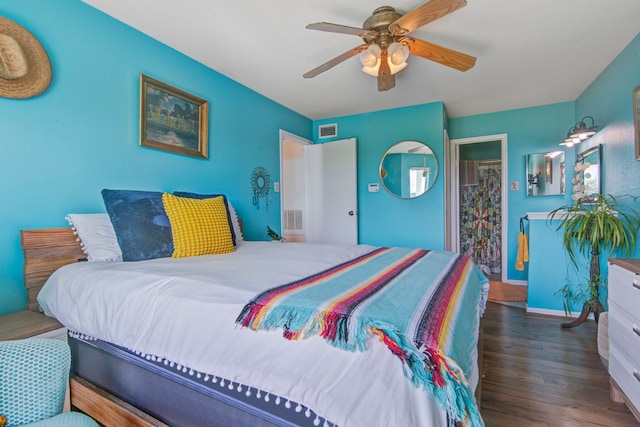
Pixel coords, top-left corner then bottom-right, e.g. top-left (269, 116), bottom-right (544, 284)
top-left (525, 307), bottom-right (581, 318)
top-left (505, 279), bottom-right (527, 287)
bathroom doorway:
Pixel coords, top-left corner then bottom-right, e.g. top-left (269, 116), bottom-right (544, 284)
top-left (448, 134), bottom-right (508, 283)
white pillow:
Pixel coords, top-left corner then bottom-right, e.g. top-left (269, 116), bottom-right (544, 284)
top-left (226, 201), bottom-right (244, 243)
top-left (66, 213), bottom-right (123, 261)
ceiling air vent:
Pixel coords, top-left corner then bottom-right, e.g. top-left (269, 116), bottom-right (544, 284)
top-left (318, 123), bottom-right (337, 139)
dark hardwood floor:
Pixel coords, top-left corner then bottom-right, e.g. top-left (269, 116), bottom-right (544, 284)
top-left (480, 302), bottom-right (638, 427)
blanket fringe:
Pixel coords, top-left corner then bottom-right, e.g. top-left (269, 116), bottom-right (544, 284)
top-left (238, 303), bottom-right (483, 426)
top-left (373, 327), bottom-right (482, 426)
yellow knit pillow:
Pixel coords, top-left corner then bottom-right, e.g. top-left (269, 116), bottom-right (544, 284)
top-left (162, 193), bottom-right (235, 257)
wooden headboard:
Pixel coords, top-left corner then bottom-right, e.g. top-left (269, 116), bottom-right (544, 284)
top-left (20, 228), bottom-right (85, 311)
top-left (19, 219), bottom-right (244, 312)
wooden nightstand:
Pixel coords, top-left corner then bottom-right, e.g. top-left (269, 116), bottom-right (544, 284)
top-left (0, 310), bottom-right (65, 341)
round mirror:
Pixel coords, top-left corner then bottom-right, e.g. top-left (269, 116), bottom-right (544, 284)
top-left (379, 140), bottom-right (438, 199)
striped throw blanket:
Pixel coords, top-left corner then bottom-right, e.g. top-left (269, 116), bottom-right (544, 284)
top-left (237, 247), bottom-right (487, 426)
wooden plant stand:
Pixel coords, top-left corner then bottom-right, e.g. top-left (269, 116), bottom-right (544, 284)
top-left (561, 247), bottom-right (604, 329)
top-left (561, 299), bottom-right (605, 328)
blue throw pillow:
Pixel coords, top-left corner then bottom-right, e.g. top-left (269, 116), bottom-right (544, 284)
top-left (173, 191), bottom-right (236, 246)
top-left (101, 189), bottom-right (174, 261)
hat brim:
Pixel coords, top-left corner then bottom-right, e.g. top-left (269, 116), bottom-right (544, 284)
top-left (0, 17), bottom-right (52, 99)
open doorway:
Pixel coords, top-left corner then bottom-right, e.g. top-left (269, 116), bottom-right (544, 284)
top-left (448, 134), bottom-right (508, 283)
top-left (279, 131), bottom-right (358, 244)
top-left (279, 130), bottom-right (312, 242)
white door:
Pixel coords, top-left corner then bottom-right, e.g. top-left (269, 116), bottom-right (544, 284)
top-left (307, 138), bottom-right (358, 244)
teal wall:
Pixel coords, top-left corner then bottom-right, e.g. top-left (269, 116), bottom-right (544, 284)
top-left (525, 33), bottom-right (640, 312)
top-left (576, 33), bottom-right (640, 225)
top-left (0, 0), bottom-right (311, 315)
top-left (314, 103), bottom-right (446, 249)
top-left (451, 103), bottom-right (575, 282)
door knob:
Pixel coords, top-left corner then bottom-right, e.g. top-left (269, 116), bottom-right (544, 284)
top-left (348, 210), bottom-right (357, 216)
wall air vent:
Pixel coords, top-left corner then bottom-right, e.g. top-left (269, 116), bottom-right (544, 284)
top-left (283, 210), bottom-right (303, 231)
top-left (318, 123), bottom-right (338, 139)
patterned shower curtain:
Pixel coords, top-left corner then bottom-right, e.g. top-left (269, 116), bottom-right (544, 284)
top-left (459, 161), bottom-right (502, 275)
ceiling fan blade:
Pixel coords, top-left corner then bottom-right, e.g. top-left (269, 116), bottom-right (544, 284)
top-left (303, 44), bottom-right (369, 79)
top-left (377, 50), bottom-right (395, 91)
top-left (404, 37), bottom-right (476, 71)
top-left (306, 22), bottom-right (378, 39)
top-left (390, 0), bottom-right (467, 35)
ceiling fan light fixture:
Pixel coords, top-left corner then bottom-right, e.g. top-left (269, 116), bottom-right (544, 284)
top-left (303, 0), bottom-right (477, 88)
top-left (361, 62), bottom-right (380, 76)
top-left (388, 42), bottom-right (409, 65)
top-left (388, 59), bottom-right (408, 75)
top-left (360, 42), bottom-right (408, 76)
top-left (360, 44), bottom-right (381, 68)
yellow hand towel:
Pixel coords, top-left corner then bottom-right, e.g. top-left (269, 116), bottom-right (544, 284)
top-left (516, 231), bottom-right (526, 271)
top-left (522, 231), bottom-right (529, 263)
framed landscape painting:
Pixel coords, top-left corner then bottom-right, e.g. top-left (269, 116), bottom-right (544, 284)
top-left (140, 74), bottom-right (208, 159)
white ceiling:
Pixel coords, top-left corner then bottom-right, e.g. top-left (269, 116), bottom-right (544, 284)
top-left (82, 0), bottom-right (640, 120)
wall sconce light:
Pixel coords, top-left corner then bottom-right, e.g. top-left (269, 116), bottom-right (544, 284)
top-left (528, 172), bottom-right (541, 188)
top-left (559, 116), bottom-right (599, 147)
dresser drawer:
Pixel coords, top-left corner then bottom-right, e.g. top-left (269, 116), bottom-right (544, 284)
top-left (609, 302), bottom-right (640, 361)
top-left (609, 346), bottom-right (640, 410)
top-left (609, 264), bottom-right (640, 316)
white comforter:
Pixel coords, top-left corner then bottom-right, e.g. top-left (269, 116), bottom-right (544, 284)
top-left (39, 241), bottom-right (483, 427)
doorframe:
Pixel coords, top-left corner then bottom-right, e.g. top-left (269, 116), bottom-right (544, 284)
top-left (448, 133), bottom-right (509, 283)
top-left (279, 130), bottom-right (312, 238)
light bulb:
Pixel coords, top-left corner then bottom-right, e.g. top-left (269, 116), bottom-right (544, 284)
top-left (360, 44), bottom-right (381, 68)
top-left (388, 42), bottom-right (409, 66)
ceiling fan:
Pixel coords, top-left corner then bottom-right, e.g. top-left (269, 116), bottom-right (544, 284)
top-left (303, 0), bottom-right (476, 91)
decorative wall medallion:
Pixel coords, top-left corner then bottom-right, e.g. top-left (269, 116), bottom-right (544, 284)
top-left (251, 166), bottom-right (271, 210)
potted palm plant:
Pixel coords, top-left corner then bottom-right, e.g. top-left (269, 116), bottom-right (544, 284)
top-left (548, 193), bottom-right (640, 328)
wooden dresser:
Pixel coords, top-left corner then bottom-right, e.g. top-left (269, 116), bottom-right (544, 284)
top-left (608, 258), bottom-right (640, 422)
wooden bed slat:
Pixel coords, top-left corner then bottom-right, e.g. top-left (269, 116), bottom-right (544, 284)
top-left (21, 228), bottom-right (83, 249)
top-left (24, 258), bottom-right (84, 287)
top-left (71, 376), bottom-right (169, 427)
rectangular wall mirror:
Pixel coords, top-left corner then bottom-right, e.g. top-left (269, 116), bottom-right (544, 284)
top-left (526, 151), bottom-right (565, 196)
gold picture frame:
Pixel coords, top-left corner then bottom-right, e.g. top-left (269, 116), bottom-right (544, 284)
top-left (140, 74), bottom-right (208, 159)
top-left (634, 84), bottom-right (640, 161)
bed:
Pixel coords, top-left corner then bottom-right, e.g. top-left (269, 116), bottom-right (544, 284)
top-left (22, 196), bottom-right (489, 427)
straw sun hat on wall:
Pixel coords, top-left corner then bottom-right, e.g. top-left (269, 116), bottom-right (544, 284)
top-left (0, 16), bottom-right (52, 99)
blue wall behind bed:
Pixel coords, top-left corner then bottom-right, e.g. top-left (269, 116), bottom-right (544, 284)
top-left (0, 0), bottom-right (311, 315)
top-left (313, 103), bottom-right (447, 250)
